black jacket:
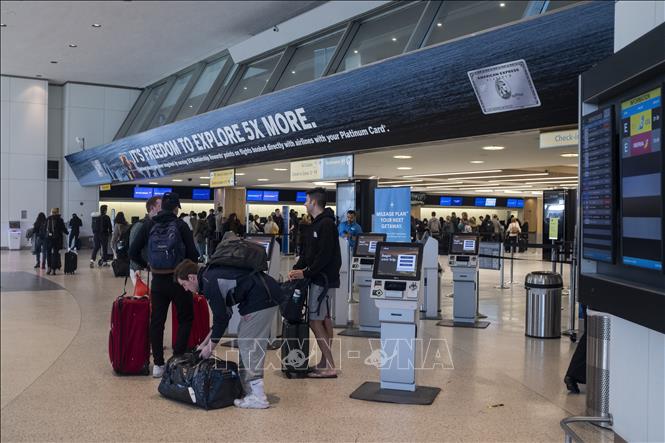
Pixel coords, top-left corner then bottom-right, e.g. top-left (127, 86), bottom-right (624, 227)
top-left (94, 213), bottom-right (112, 237)
top-left (45, 215), bottom-right (68, 250)
top-left (68, 217), bottom-right (82, 236)
top-left (128, 210), bottom-right (198, 272)
top-left (294, 208), bottom-right (341, 288)
top-left (198, 266), bottom-right (278, 343)
top-left (206, 215), bottom-right (217, 240)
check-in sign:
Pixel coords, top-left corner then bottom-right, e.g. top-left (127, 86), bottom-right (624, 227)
top-left (539, 129), bottom-right (579, 149)
top-left (468, 59), bottom-right (541, 114)
top-left (210, 169), bottom-right (235, 188)
top-left (290, 155), bottom-right (353, 181)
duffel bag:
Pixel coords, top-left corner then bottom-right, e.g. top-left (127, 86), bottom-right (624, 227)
top-left (209, 239), bottom-right (268, 271)
top-left (158, 353), bottom-right (243, 410)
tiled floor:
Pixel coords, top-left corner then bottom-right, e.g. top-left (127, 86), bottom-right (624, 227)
top-left (0, 249), bottom-right (613, 442)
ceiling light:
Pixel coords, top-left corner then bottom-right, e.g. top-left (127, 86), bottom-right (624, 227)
top-left (235, 172), bottom-right (245, 176)
top-left (500, 2), bottom-right (506, 7)
top-left (257, 178), bottom-right (269, 182)
top-left (68, 43), bottom-right (78, 48)
top-left (436, 23), bottom-right (442, 27)
top-left (393, 155), bottom-right (412, 159)
top-left (402, 169), bottom-right (502, 178)
top-left (50, 60), bottom-right (58, 64)
top-left (200, 183), bottom-right (209, 187)
top-left (475, 189), bottom-right (494, 193)
top-left (397, 166), bottom-right (412, 170)
top-left (171, 179), bottom-right (183, 182)
top-left (380, 179), bottom-right (424, 185)
top-left (91, 23), bottom-right (102, 28)
top-left (199, 176), bottom-right (210, 179)
top-left (313, 181), bottom-right (334, 186)
top-left (391, 37), bottom-right (397, 42)
top-left (353, 50), bottom-right (359, 54)
top-left (470, 160), bottom-right (485, 164)
top-left (482, 145), bottom-right (505, 151)
top-left (273, 168), bottom-right (288, 171)
top-left (148, 182), bottom-right (158, 185)
top-left (531, 191), bottom-right (542, 195)
top-left (504, 190), bottom-right (523, 194)
top-left (560, 153), bottom-right (579, 158)
top-left (243, 86), bottom-right (248, 90)
top-left (445, 172), bottom-right (548, 181)
top-left (291, 71), bottom-right (296, 74)
top-left (519, 175), bottom-right (576, 181)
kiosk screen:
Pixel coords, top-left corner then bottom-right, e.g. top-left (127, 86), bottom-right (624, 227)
top-left (450, 235), bottom-right (479, 255)
top-left (354, 234), bottom-right (387, 257)
top-left (245, 235), bottom-right (273, 258)
top-left (620, 86), bottom-right (663, 271)
top-left (373, 242), bottom-right (423, 281)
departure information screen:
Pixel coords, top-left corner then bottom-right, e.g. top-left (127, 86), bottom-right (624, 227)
top-left (620, 86), bottom-right (663, 271)
top-left (373, 243), bottom-right (423, 281)
top-left (581, 106), bottom-right (615, 263)
top-left (354, 234), bottom-right (387, 257)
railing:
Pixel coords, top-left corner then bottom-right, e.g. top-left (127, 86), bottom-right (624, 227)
top-left (560, 415), bottom-right (613, 443)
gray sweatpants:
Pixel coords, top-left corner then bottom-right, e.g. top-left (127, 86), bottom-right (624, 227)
top-left (237, 306), bottom-right (279, 383)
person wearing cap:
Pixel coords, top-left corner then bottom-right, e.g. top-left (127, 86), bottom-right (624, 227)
top-left (129, 192), bottom-right (199, 378)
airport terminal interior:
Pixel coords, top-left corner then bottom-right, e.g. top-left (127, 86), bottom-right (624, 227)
top-left (1, 1), bottom-right (664, 442)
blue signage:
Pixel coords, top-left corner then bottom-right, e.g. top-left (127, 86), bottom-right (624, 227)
top-left (246, 190), bottom-right (279, 202)
top-left (507, 198), bottom-right (524, 208)
top-left (296, 191), bottom-right (307, 203)
top-left (134, 187), bottom-right (153, 199)
top-left (263, 190), bottom-right (279, 202)
top-left (192, 188), bottom-right (211, 200)
top-left (373, 187), bottom-right (411, 243)
top-left (247, 190), bottom-right (263, 201)
top-left (440, 196), bottom-right (463, 206)
top-left (153, 187), bottom-right (172, 196)
top-left (474, 197), bottom-right (497, 207)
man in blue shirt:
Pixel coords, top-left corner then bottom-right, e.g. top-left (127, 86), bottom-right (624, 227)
top-left (338, 210), bottom-right (363, 250)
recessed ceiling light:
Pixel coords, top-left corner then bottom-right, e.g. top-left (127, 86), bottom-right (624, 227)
top-left (397, 166), bottom-right (412, 170)
top-left (68, 43), bottom-right (78, 48)
top-left (500, 2), bottom-right (506, 7)
top-left (393, 155), bottom-right (412, 159)
top-left (560, 153), bottom-right (578, 158)
top-left (199, 176), bottom-right (210, 179)
top-left (235, 172), bottom-right (245, 176)
top-left (257, 178), bottom-right (269, 182)
top-left (243, 86), bottom-right (248, 90)
top-left (291, 71), bottom-right (296, 74)
top-left (273, 168), bottom-right (288, 171)
top-left (391, 37), bottom-right (397, 42)
top-left (482, 145), bottom-right (505, 151)
top-left (531, 191), bottom-right (542, 195)
top-left (470, 160), bottom-right (485, 164)
top-left (475, 189), bottom-right (494, 193)
top-left (188, 105), bottom-right (193, 108)
top-left (436, 23), bottom-right (442, 27)
top-left (402, 169), bottom-right (502, 178)
top-left (50, 60), bottom-right (58, 64)
top-left (171, 179), bottom-right (183, 182)
top-left (91, 23), bottom-right (102, 28)
top-left (148, 182), bottom-right (158, 185)
top-left (353, 50), bottom-right (359, 54)
top-left (200, 183), bottom-right (209, 187)
top-left (313, 181), bottom-right (334, 186)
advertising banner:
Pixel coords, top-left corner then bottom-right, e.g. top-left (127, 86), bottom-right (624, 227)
top-left (64, 2), bottom-right (613, 186)
top-left (468, 59), bottom-right (541, 114)
top-left (373, 187), bottom-right (411, 243)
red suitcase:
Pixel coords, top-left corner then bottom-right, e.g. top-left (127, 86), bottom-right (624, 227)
top-left (172, 293), bottom-right (210, 350)
top-left (109, 293), bottom-right (151, 375)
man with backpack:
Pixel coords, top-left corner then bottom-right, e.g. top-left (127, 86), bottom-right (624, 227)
top-left (128, 196), bottom-right (161, 286)
top-left (129, 192), bottom-right (199, 378)
top-left (288, 188), bottom-right (341, 379)
top-left (174, 250), bottom-right (280, 409)
top-left (90, 204), bottom-right (112, 268)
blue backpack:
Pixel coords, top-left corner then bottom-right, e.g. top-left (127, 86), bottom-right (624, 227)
top-left (148, 220), bottom-right (185, 270)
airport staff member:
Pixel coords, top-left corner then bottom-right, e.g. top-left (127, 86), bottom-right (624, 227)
top-left (338, 210), bottom-right (362, 250)
top-left (288, 187), bottom-right (341, 378)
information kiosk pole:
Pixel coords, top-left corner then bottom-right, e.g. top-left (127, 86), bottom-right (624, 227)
top-left (332, 237), bottom-right (351, 328)
top-left (419, 234), bottom-right (442, 320)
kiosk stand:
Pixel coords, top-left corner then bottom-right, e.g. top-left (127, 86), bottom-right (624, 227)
top-left (418, 233), bottom-right (442, 320)
top-left (339, 233), bottom-right (386, 338)
top-left (437, 235), bottom-right (490, 329)
top-left (350, 242), bottom-right (440, 405)
top-left (332, 237), bottom-right (351, 328)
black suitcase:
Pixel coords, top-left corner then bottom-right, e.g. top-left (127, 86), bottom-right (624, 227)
top-left (64, 251), bottom-right (77, 274)
top-left (112, 258), bottom-right (129, 277)
top-left (518, 237), bottom-right (527, 253)
top-left (281, 320), bottom-right (310, 378)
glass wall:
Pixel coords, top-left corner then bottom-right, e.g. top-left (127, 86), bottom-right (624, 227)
top-left (147, 70), bottom-right (194, 129)
top-left (225, 52), bottom-right (283, 105)
top-left (274, 30), bottom-right (344, 91)
top-left (126, 81), bottom-right (171, 135)
top-left (175, 56), bottom-right (228, 121)
top-left (335, 2), bottom-right (426, 73)
top-left (424, 1), bottom-right (529, 47)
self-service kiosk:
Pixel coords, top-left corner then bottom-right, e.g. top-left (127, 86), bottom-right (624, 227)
top-left (418, 233), bottom-right (442, 320)
top-left (351, 233), bottom-right (387, 333)
top-left (332, 237), bottom-right (351, 327)
top-left (350, 241), bottom-right (440, 404)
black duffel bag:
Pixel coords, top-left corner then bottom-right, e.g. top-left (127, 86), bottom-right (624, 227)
top-left (111, 257), bottom-right (129, 277)
top-left (158, 353), bottom-right (243, 410)
top-left (209, 239), bottom-right (268, 272)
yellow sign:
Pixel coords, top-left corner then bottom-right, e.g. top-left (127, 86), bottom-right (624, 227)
top-left (290, 159), bottom-right (322, 181)
top-left (210, 169), bottom-right (235, 188)
top-left (629, 110), bottom-right (652, 136)
top-left (549, 218), bottom-right (559, 240)
top-left (621, 87), bottom-right (661, 110)
top-left (99, 184), bottom-right (111, 191)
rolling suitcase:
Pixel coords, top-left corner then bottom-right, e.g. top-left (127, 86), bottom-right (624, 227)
top-left (172, 293), bottom-right (210, 350)
top-left (108, 281), bottom-right (151, 375)
top-left (281, 320), bottom-right (310, 378)
top-left (64, 250), bottom-right (77, 274)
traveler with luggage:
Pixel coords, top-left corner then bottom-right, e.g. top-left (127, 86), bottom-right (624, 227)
top-left (128, 196), bottom-right (161, 286)
top-left (428, 212), bottom-right (441, 239)
top-left (129, 192), bottom-right (199, 377)
top-left (507, 216), bottom-right (521, 253)
top-left (111, 212), bottom-right (131, 256)
top-left (193, 211), bottom-right (209, 262)
top-left (32, 212), bottom-right (47, 269)
top-left (67, 213), bottom-right (82, 251)
top-left (174, 254), bottom-right (280, 409)
top-left (338, 210), bottom-right (362, 250)
top-left (44, 208), bottom-right (68, 275)
top-left (90, 205), bottom-right (112, 268)
top-left (492, 214), bottom-right (503, 241)
top-left (288, 188), bottom-right (341, 378)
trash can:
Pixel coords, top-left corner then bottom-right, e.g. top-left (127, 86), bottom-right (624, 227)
top-left (8, 229), bottom-right (22, 250)
top-left (586, 310), bottom-right (611, 427)
top-left (525, 271), bottom-right (563, 338)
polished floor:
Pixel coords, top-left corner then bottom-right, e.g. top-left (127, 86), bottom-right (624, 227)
top-left (1, 249), bottom-right (613, 442)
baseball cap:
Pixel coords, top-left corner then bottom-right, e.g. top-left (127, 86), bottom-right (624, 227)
top-left (162, 192), bottom-right (182, 211)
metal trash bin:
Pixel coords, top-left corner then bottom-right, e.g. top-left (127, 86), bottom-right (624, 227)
top-left (586, 310), bottom-right (611, 427)
top-left (525, 271), bottom-right (563, 338)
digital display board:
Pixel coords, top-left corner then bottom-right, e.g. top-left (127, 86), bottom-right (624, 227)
top-left (450, 234), bottom-right (480, 255)
top-left (262, 190), bottom-right (279, 202)
top-left (474, 197), bottom-right (496, 207)
top-left (581, 106), bottom-right (615, 263)
top-left (192, 188), bottom-right (211, 200)
top-left (247, 190), bottom-right (280, 202)
top-left (133, 187), bottom-right (153, 199)
top-left (247, 190), bottom-right (264, 201)
top-left (296, 191), bottom-right (307, 202)
top-left (439, 196), bottom-right (463, 206)
top-left (353, 233), bottom-right (387, 257)
top-left (620, 87), bottom-right (662, 271)
top-left (153, 187), bottom-right (172, 196)
top-left (507, 198), bottom-right (524, 208)
top-left (373, 242), bottom-right (423, 281)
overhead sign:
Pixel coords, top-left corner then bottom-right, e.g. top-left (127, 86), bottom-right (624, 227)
top-left (99, 184), bottom-right (111, 191)
top-left (63, 3), bottom-right (613, 186)
top-left (468, 59), bottom-right (541, 114)
top-left (373, 187), bottom-right (411, 243)
top-left (539, 129), bottom-right (579, 149)
top-left (210, 168), bottom-right (235, 188)
top-left (290, 155), bottom-right (353, 182)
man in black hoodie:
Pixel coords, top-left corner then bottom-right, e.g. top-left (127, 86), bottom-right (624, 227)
top-left (90, 204), bottom-right (112, 268)
top-left (288, 187), bottom-right (341, 378)
top-left (129, 192), bottom-right (199, 378)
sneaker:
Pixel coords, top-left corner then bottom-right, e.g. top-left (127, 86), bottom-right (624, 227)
top-left (234, 394), bottom-right (269, 409)
top-left (34, 263), bottom-right (40, 268)
top-left (89, 261), bottom-right (94, 269)
top-left (152, 364), bottom-right (165, 378)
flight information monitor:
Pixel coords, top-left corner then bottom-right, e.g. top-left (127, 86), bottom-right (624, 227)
top-left (440, 196), bottom-right (463, 206)
top-left (245, 234), bottom-right (273, 258)
top-left (354, 233), bottom-right (387, 257)
top-left (450, 234), bottom-right (480, 255)
top-left (620, 86), bottom-right (663, 271)
top-left (133, 187), bottom-right (153, 199)
top-left (581, 106), bottom-right (616, 263)
top-left (474, 197), bottom-right (496, 207)
top-left (507, 198), bottom-right (524, 208)
top-left (373, 242), bottom-right (424, 281)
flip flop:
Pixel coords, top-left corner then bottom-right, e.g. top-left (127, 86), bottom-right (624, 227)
top-left (307, 371), bottom-right (338, 379)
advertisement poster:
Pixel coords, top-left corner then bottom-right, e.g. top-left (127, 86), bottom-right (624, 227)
top-left (468, 59), bottom-right (541, 114)
top-left (373, 187), bottom-right (411, 243)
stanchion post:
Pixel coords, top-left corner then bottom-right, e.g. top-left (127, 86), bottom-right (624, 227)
top-left (507, 248), bottom-right (515, 284)
top-left (496, 243), bottom-right (509, 289)
top-left (551, 243), bottom-right (557, 273)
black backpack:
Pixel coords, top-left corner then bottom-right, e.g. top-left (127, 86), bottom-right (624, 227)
top-left (116, 225), bottom-right (132, 259)
top-left (208, 239), bottom-right (268, 272)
